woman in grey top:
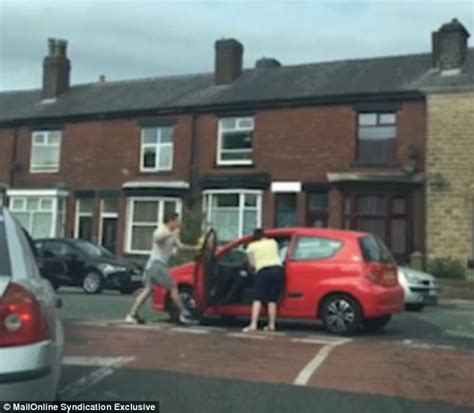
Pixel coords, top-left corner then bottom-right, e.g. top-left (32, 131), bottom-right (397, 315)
top-left (125, 212), bottom-right (199, 324)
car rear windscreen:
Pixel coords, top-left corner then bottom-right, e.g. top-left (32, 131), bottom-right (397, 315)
top-left (0, 210), bottom-right (12, 276)
top-left (359, 235), bottom-right (395, 264)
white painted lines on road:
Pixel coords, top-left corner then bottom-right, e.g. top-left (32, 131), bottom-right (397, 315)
top-left (228, 332), bottom-right (269, 340)
top-left (170, 327), bottom-right (210, 335)
top-left (60, 356), bottom-right (134, 400)
top-left (402, 339), bottom-right (456, 351)
top-left (445, 329), bottom-right (474, 340)
top-left (293, 338), bottom-right (352, 386)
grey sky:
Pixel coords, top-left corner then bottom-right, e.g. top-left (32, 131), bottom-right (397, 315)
top-left (0, 0), bottom-right (473, 91)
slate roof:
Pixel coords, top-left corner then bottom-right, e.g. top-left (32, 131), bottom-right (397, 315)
top-left (1, 49), bottom-right (473, 124)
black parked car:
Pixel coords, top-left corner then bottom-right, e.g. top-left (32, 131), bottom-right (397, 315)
top-left (35, 238), bottom-right (143, 294)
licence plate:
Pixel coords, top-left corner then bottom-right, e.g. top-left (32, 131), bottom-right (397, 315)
top-left (131, 275), bottom-right (143, 282)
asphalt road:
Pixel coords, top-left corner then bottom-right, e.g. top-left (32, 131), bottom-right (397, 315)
top-left (57, 287), bottom-right (474, 413)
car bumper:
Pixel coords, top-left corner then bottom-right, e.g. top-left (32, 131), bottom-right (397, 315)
top-left (0, 340), bottom-right (59, 401)
top-left (363, 285), bottom-right (405, 318)
top-left (405, 286), bottom-right (440, 305)
top-left (106, 270), bottom-right (143, 289)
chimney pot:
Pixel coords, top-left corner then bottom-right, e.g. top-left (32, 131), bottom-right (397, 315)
top-left (431, 18), bottom-right (470, 71)
top-left (99, 74), bottom-right (106, 84)
top-left (214, 38), bottom-right (243, 85)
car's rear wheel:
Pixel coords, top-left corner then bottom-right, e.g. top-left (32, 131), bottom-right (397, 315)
top-left (406, 303), bottom-right (425, 312)
top-left (82, 271), bottom-right (103, 294)
top-left (168, 286), bottom-right (199, 323)
top-left (321, 294), bottom-right (362, 335)
top-left (363, 315), bottom-right (392, 332)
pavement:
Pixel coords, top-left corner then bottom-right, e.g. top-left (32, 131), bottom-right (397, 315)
top-left (57, 287), bottom-right (474, 412)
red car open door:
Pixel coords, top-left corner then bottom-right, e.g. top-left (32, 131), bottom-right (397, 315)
top-left (194, 229), bottom-right (217, 313)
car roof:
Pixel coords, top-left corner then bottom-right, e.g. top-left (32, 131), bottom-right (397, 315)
top-left (263, 227), bottom-right (369, 240)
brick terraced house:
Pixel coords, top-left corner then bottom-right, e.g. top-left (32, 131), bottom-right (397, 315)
top-left (0, 19), bottom-right (472, 265)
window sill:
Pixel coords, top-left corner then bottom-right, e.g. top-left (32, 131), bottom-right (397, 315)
top-left (30, 170), bottom-right (60, 174)
top-left (139, 170), bottom-right (174, 176)
top-left (214, 162), bottom-right (255, 169)
top-left (351, 161), bottom-right (400, 169)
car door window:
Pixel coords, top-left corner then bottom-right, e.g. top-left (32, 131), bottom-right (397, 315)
top-left (44, 241), bottom-right (75, 258)
top-left (292, 236), bottom-right (342, 261)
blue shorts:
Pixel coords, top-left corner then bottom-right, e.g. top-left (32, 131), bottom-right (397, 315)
top-left (255, 266), bottom-right (284, 303)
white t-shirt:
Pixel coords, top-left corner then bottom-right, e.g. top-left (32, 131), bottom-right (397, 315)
top-left (146, 225), bottom-right (177, 268)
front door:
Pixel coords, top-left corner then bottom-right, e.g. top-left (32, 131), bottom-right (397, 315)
top-left (101, 217), bottom-right (118, 253)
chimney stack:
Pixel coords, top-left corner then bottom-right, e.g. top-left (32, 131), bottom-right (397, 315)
top-left (432, 18), bottom-right (470, 72)
top-left (214, 38), bottom-right (243, 85)
top-left (42, 38), bottom-right (71, 99)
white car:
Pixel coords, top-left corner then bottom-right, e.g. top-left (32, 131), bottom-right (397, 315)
top-left (398, 266), bottom-right (440, 311)
top-left (0, 207), bottom-right (64, 401)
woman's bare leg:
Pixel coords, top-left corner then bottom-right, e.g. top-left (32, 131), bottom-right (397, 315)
top-left (243, 300), bottom-right (261, 331)
top-left (267, 302), bottom-right (277, 330)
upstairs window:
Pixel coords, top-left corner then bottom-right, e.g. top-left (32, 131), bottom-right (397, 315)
top-left (217, 117), bottom-right (254, 165)
top-left (141, 127), bottom-right (174, 172)
top-left (30, 131), bottom-right (62, 173)
top-left (357, 112), bottom-right (396, 164)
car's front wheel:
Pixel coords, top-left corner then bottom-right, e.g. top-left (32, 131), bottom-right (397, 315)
top-left (82, 271), bottom-right (103, 294)
top-left (321, 294), bottom-right (362, 335)
top-left (168, 286), bottom-right (199, 323)
top-left (363, 315), bottom-right (392, 332)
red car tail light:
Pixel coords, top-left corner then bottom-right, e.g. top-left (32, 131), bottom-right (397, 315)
top-left (364, 265), bottom-right (398, 287)
top-left (0, 282), bottom-right (50, 347)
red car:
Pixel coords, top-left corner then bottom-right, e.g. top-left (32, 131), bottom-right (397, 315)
top-left (153, 228), bottom-right (404, 335)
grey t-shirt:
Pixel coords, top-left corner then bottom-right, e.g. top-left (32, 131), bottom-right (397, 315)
top-left (146, 225), bottom-right (177, 268)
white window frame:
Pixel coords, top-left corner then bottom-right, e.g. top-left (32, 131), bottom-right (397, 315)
top-left (140, 127), bottom-right (174, 172)
top-left (126, 197), bottom-right (183, 255)
top-left (7, 189), bottom-right (68, 238)
top-left (217, 117), bottom-right (254, 166)
top-left (203, 189), bottom-right (263, 240)
top-left (98, 198), bottom-right (119, 248)
top-left (30, 130), bottom-right (62, 173)
top-left (74, 199), bottom-right (95, 239)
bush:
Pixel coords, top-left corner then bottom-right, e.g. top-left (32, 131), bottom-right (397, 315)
top-left (426, 257), bottom-right (466, 280)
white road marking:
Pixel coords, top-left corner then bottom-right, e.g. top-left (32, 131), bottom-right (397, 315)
top-left (292, 338), bottom-right (340, 345)
top-left (170, 327), bottom-right (210, 335)
top-left (228, 332), bottom-right (269, 340)
top-left (293, 338), bottom-right (351, 386)
top-left (60, 356), bottom-right (134, 400)
top-left (402, 339), bottom-right (456, 351)
top-left (445, 330), bottom-right (474, 340)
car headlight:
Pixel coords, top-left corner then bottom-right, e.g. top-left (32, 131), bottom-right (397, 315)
top-left (401, 269), bottom-right (422, 284)
top-left (98, 263), bottom-right (127, 274)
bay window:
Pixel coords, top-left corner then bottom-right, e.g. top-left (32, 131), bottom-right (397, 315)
top-left (30, 130), bottom-right (62, 173)
top-left (127, 198), bottom-right (182, 254)
top-left (204, 190), bottom-right (262, 242)
top-left (8, 191), bottom-right (67, 238)
top-left (217, 117), bottom-right (254, 165)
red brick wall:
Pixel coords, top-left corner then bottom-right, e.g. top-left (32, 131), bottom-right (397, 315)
top-left (197, 102), bottom-right (425, 177)
top-left (0, 128), bottom-right (14, 185)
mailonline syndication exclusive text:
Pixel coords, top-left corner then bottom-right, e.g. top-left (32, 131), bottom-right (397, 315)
top-left (1, 402), bottom-right (159, 413)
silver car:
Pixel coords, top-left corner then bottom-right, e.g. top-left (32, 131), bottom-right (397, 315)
top-left (398, 266), bottom-right (441, 311)
top-left (0, 207), bottom-right (64, 401)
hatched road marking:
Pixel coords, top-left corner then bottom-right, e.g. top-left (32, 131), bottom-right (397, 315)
top-left (293, 338), bottom-right (352, 386)
top-left (60, 356), bottom-right (134, 400)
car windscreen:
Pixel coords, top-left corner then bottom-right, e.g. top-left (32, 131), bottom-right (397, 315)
top-left (0, 211), bottom-right (12, 276)
top-left (74, 240), bottom-right (113, 258)
top-left (359, 235), bottom-right (395, 264)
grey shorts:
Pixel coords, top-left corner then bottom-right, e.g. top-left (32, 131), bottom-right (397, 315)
top-left (144, 260), bottom-right (174, 289)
